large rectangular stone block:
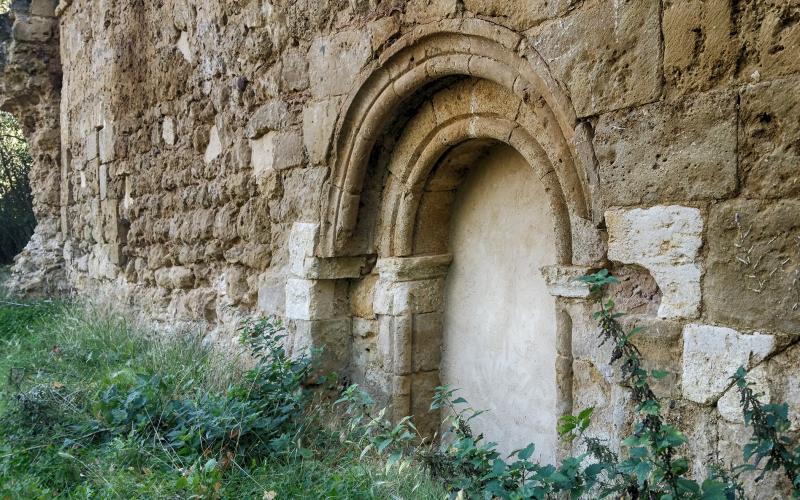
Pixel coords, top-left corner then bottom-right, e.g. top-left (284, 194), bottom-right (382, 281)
top-left (663, 0), bottom-right (800, 95)
top-left (308, 30), bottom-right (372, 99)
top-left (594, 89), bottom-right (737, 205)
top-left (285, 278), bottom-right (335, 320)
top-left (463, 0), bottom-right (572, 30)
top-left (606, 205), bottom-right (704, 319)
top-left (527, 0), bottom-right (662, 117)
top-left (704, 199), bottom-right (800, 334)
top-left (739, 77), bottom-right (800, 198)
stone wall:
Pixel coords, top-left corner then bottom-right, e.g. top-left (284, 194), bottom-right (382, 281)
top-left (2, 0), bottom-right (799, 493)
top-left (0, 0), bottom-right (64, 294)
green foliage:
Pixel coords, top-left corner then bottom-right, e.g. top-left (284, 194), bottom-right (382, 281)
top-left (350, 270), bottom-right (799, 499)
top-left (0, 111), bottom-right (35, 263)
top-left (732, 367), bottom-right (800, 496)
top-left (0, 300), bottom-right (446, 498)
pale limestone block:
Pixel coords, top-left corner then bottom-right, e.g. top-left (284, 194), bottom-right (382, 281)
top-left (292, 318), bottom-right (352, 371)
top-left (162, 117), bottom-right (176, 145)
top-left (99, 121), bottom-right (115, 163)
top-left (541, 265), bottom-right (593, 298)
top-left (375, 255), bottom-right (452, 282)
top-left (289, 222), bottom-right (318, 268)
top-left (204, 125), bottom-right (222, 164)
top-left (302, 97), bottom-right (340, 164)
top-left (717, 364), bottom-right (769, 425)
top-left (352, 317), bottom-right (377, 338)
top-left (373, 278), bottom-right (446, 316)
top-left (245, 99), bottom-right (290, 139)
top-left (606, 205), bottom-right (703, 319)
top-left (250, 130), bottom-right (303, 178)
top-left (12, 16), bottom-right (52, 42)
top-left (85, 129), bottom-right (98, 161)
top-left (176, 31), bottom-right (193, 63)
top-left (682, 324), bottom-right (775, 404)
top-left (308, 30), bottom-right (372, 98)
top-left (98, 164), bottom-right (107, 200)
top-left (285, 278), bottom-right (334, 320)
top-left (296, 257), bottom-right (365, 280)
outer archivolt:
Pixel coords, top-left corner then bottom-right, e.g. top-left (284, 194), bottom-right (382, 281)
top-left (319, 18), bottom-right (601, 259)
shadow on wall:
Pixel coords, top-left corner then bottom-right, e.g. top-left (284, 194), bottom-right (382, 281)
top-left (0, 111), bottom-right (35, 264)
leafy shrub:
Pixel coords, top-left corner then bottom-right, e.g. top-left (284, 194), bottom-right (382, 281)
top-left (85, 317), bottom-right (313, 463)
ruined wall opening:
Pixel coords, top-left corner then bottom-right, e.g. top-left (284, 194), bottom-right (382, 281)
top-left (0, 111), bottom-right (35, 265)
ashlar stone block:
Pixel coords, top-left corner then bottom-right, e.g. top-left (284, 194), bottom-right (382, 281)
top-left (250, 130), bottom-right (303, 179)
top-left (540, 265), bottom-right (592, 298)
top-left (162, 117), bottom-right (176, 146)
top-left (594, 90), bottom-right (737, 205)
top-left (739, 77), bottom-right (800, 198)
top-left (527, 0), bottom-right (662, 117)
top-left (373, 278), bottom-right (446, 316)
top-left (302, 97), bottom-right (340, 165)
top-left (285, 278), bottom-right (334, 320)
top-left (704, 199), bottom-right (800, 333)
top-left (308, 30), bottom-right (372, 99)
top-left (606, 205), bottom-right (703, 319)
top-left (682, 324), bottom-right (775, 405)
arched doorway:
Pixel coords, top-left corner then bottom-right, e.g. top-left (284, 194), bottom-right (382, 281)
top-left (285, 19), bottom-right (603, 463)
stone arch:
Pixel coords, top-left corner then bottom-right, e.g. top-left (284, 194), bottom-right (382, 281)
top-left (319, 18), bottom-right (602, 259)
top-left (288, 20), bottom-right (604, 456)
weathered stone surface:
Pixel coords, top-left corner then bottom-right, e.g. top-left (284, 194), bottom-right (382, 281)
top-left (739, 77), bottom-right (800, 198)
top-left (527, 0), bottom-right (662, 117)
top-left (540, 265), bottom-right (592, 298)
top-left (302, 97), bottom-right (340, 165)
top-left (606, 206), bottom-right (704, 319)
top-left (161, 117), bottom-right (176, 146)
top-left (373, 277), bottom-right (446, 316)
top-left (154, 266), bottom-right (195, 290)
top-left (176, 31), bottom-right (192, 63)
top-left (594, 90), bottom-right (737, 205)
top-left (285, 278), bottom-right (335, 320)
top-left (308, 30), bottom-right (371, 99)
top-left (664, 0), bottom-right (800, 95)
top-left (682, 324), bottom-right (775, 404)
top-left (12, 15), bottom-right (52, 42)
top-left (704, 200), bottom-right (800, 333)
top-left (291, 318), bottom-right (351, 371)
top-left (250, 130), bottom-right (303, 178)
top-left (717, 364), bottom-right (769, 425)
top-left (463, 0), bottom-right (571, 30)
top-left (760, 342), bottom-right (800, 431)
top-left (375, 255), bottom-right (452, 282)
top-left (245, 100), bottom-right (290, 139)
top-left (204, 125), bottom-right (222, 164)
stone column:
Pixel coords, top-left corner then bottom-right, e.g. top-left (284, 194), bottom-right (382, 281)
top-left (542, 264), bottom-right (593, 460)
top-left (373, 254), bottom-right (452, 437)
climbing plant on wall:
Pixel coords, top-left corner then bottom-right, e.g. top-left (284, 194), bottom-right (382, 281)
top-left (338, 270), bottom-right (800, 498)
top-left (0, 111), bottom-right (35, 264)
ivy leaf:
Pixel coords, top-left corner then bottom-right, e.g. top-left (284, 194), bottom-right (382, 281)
top-left (651, 369), bottom-right (669, 380)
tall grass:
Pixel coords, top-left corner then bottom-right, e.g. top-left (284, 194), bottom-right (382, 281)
top-left (0, 299), bottom-right (446, 498)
